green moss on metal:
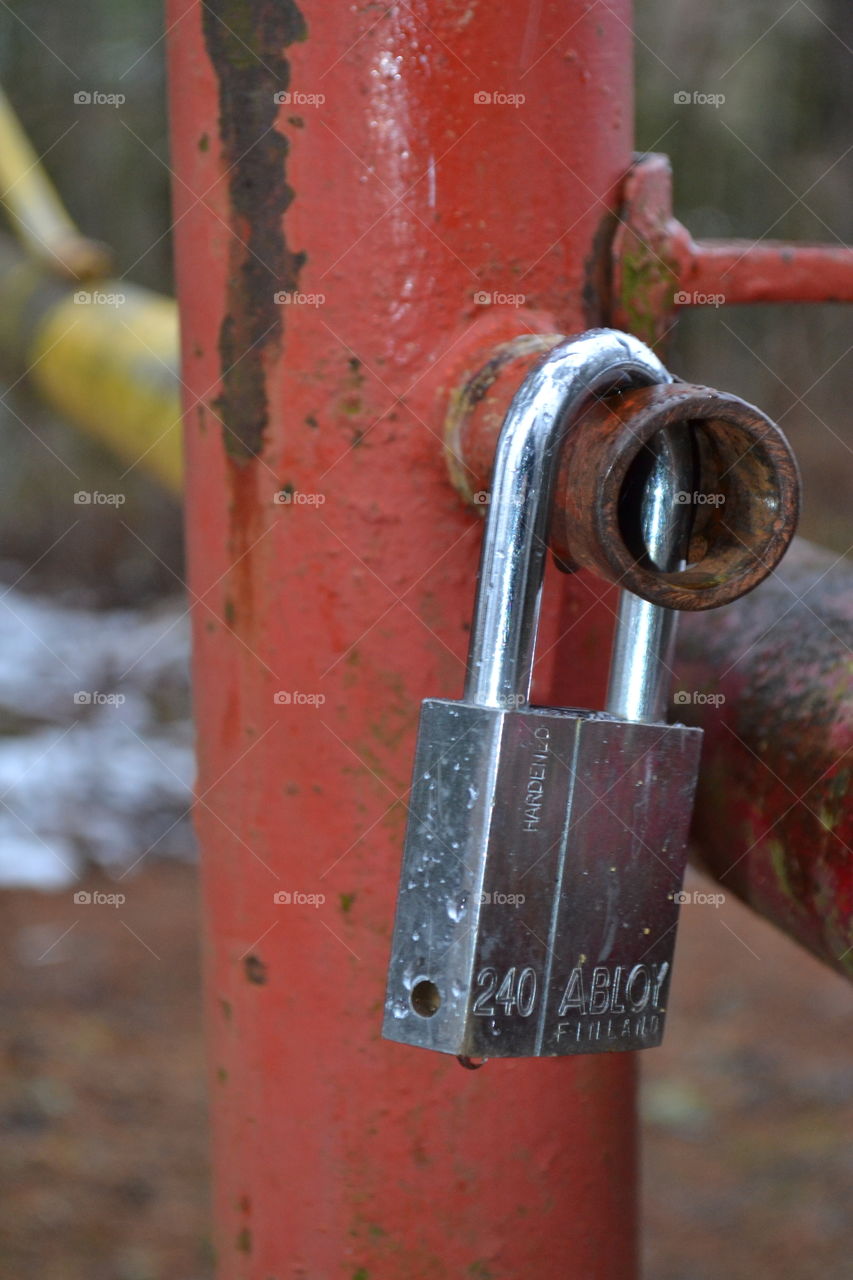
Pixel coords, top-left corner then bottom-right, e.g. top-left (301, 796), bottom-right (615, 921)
top-left (768, 839), bottom-right (796, 901)
top-left (619, 249), bottom-right (665, 346)
top-left (618, 237), bottom-right (680, 347)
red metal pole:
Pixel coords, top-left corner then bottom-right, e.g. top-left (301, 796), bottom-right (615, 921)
top-left (167, 2), bottom-right (638, 1275)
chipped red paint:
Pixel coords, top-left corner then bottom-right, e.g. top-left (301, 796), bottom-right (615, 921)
top-left (166, 1), bottom-right (641, 1276)
top-left (676, 539), bottom-right (853, 978)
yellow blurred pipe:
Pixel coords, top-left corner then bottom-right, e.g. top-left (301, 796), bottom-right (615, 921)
top-left (0, 240), bottom-right (182, 492)
top-left (0, 89), bottom-right (181, 491)
top-left (0, 85), bottom-right (113, 280)
top-left (32, 284), bottom-right (183, 492)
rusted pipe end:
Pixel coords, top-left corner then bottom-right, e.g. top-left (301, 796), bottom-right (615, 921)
top-left (441, 333), bottom-right (800, 609)
top-left (554, 383), bottom-right (800, 610)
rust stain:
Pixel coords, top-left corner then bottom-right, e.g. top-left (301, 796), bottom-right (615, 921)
top-left (582, 210), bottom-right (616, 327)
top-left (244, 953), bottom-right (268, 985)
top-left (202, 0), bottom-right (308, 461)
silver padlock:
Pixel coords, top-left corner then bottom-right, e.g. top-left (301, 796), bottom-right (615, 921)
top-left (383, 330), bottom-right (703, 1058)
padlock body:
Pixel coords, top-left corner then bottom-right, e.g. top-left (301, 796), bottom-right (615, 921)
top-left (383, 698), bottom-right (702, 1057)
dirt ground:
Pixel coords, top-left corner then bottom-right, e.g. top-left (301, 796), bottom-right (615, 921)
top-left (0, 861), bottom-right (850, 1280)
top-left (641, 867), bottom-right (853, 1280)
top-left (0, 864), bottom-right (210, 1280)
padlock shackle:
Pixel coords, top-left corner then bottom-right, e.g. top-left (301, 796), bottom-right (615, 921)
top-left (605, 425), bottom-right (694, 722)
top-left (463, 329), bottom-right (672, 710)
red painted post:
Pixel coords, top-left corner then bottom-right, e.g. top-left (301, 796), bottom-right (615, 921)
top-left (167, 2), bottom-right (638, 1275)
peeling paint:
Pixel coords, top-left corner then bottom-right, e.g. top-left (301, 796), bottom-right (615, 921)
top-left (244, 953), bottom-right (268, 985)
top-left (202, 0), bottom-right (308, 460)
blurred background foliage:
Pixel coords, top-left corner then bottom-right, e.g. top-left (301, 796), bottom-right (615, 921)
top-left (636, 0), bottom-right (853, 552)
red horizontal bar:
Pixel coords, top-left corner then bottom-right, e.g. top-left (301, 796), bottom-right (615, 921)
top-left (675, 233), bottom-right (853, 305)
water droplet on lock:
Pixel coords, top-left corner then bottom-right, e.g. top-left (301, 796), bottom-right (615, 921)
top-left (447, 892), bottom-right (468, 922)
top-left (466, 785), bottom-right (478, 810)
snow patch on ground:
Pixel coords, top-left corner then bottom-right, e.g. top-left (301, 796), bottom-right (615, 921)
top-left (0, 589), bottom-right (194, 888)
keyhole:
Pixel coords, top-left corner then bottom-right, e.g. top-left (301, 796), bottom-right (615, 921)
top-left (411, 979), bottom-right (441, 1017)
